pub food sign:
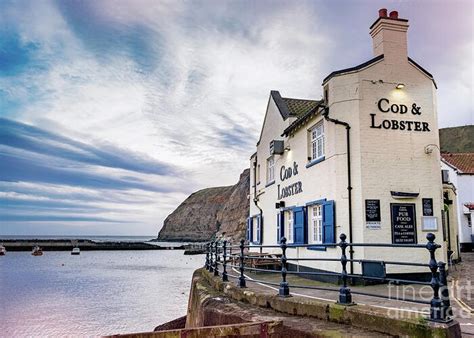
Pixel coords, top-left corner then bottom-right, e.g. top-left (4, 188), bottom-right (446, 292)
top-left (391, 203), bottom-right (417, 244)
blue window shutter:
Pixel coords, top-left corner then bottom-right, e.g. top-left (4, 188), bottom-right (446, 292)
top-left (250, 217), bottom-right (254, 242)
top-left (303, 206), bottom-right (308, 244)
top-left (293, 207), bottom-right (305, 244)
top-left (246, 217), bottom-right (251, 241)
top-left (280, 212), bottom-right (285, 239)
top-left (256, 215), bottom-right (261, 244)
top-left (322, 200), bottom-right (335, 243)
top-left (277, 213), bottom-right (281, 242)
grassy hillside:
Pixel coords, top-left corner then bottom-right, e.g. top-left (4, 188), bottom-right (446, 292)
top-left (439, 125), bottom-right (474, 153)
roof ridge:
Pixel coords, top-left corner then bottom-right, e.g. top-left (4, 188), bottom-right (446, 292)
top-left (282, 97), bottom-right (320, 102)
top-left (442, 152), bottom-right (474, 155)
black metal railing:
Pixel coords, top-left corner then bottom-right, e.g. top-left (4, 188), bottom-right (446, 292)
top-left (204, 233), bottom-right (453, 323)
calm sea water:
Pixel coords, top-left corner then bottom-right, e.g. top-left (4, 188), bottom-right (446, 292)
top-left (0, 249), bottom-right (204, 336)
top-left (0, 235), bottom-right (157, 242)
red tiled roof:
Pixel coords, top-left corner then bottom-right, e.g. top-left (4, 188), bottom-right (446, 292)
top-left (441, 153), bottom-right (474, 174)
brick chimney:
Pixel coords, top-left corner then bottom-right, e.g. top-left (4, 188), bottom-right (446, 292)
top-left (370, 9), bottom-right (409, 64)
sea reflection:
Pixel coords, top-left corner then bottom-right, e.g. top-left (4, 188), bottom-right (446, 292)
top-left (0, 250), bottom-right (203, 336)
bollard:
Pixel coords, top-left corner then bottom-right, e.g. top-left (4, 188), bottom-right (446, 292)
top-left (426, 233), bottom-right (443, 321)
top-left (438, 261), bottom-right (452, 321)
top-left (214, 241), bottom-right (219, 276)
top-left (222, 240), bottom-right (229, 282)
top-left (338, 233), bottom-right (353, 304)
top-left (238, 239), bottom-right (246, 288)
top-left (279, 237), bottom-right (290, 297)
top-left (205, 243), bottom-right (210, 270)
top-left (209, 241), bottom-right (214, 273)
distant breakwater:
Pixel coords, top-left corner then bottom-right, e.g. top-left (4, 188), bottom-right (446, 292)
top-left (1, 239), bottom-right (185, 251)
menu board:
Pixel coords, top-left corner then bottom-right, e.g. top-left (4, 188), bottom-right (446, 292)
top-left (365, 200), bottom-right (381, 222)
top-left (391, 203), bottom-right (417, 244)
top-left (422, 198), bottom-right (433, 216)
top-left (365, 199), bottom-right (381, 229)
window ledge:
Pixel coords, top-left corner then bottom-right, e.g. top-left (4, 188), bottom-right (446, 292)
top-left (308, 245), bottom-right (327, 251)
top-left (265, 180), bottom-right (275, 188)
top-left (306, 156), bottom-right (325, 168)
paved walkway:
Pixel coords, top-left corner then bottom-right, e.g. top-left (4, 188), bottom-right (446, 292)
top-left (450, 251), bottom-right (474, 336)
top-left (224, 254), bottom-right (474, 336)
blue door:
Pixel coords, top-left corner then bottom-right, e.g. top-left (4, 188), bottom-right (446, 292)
top-left (293, 207), bottom-right (305, 244)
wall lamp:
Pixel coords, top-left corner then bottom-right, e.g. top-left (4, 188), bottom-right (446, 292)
top-left (424, 144), bottom-right (440, 155)
top-left (396, 83), bottom-right (405, 89)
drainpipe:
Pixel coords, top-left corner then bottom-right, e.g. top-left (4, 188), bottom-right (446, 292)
top-left (321, 106), bottom-right (354, 275)
top-left (253, 160), bottom-right (264, 252)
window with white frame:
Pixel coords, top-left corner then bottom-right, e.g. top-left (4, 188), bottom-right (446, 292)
top-left (310, 121), bottom-right (324, 161)
top-left (310, 205), bottom-right (323, 244)
top-left (266, 156), bottom-right (275, 183)
top-left (252, 216), bottom-right (259, 241)
top-left (286, 210), bottom-right (293, 243)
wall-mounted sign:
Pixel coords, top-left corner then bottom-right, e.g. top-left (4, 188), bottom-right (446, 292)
top-left (370, 98), bottom-right (430, 132)
top-left (277, 161), bottom-right (303, 199)
top-left (391, 203), bottom-right (417, 244)
top-left (422, 198), bottom-right (433, 216)
top-left (422, 216), bottom-right (438, 231)
top-left (365, 199), bottom-right (381, 229)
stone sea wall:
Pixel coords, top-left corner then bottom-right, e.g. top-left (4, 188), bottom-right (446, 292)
top-left (184, 268), bottom-right (461, 337)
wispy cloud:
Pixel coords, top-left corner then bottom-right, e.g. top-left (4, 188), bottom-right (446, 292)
top-left (0, 0), bottom-right (472, 235)
top-left (1, 118), bottom-right (176, 176)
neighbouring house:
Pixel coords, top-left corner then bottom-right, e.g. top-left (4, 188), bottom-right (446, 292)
top-left (441, 152), bottom-right (474, 252)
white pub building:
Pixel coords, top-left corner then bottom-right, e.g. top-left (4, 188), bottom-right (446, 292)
top-left (247, 9), bottom-right (458, 277)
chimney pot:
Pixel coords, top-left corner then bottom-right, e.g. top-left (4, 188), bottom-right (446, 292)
top-left (379, 8), bottom-right (388, 17)
top-left (389, 11), bottom-right (399, 19)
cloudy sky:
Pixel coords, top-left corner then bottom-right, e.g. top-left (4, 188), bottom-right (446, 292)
top-left (0, 0), bottom-right (473, 236)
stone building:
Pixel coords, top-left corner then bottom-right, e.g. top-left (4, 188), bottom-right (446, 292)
top-left (247, 9), bottom-right (457, 276)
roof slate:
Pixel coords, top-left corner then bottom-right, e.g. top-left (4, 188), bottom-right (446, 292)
top-left (282, 97), bottom-right (321, 117)
top-left (282, 100), bottom-right (324, 136)
top-left (442, 153), bottom-right (474, 174)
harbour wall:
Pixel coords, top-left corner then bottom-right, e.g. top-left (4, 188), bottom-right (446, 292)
top-left (184, 268), bottom-right (461, 337)
top-left (1, 239), bottom-right (184, 251)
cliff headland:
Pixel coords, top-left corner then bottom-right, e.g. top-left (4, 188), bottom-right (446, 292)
top-left (157, 169), bottom-right (250, 242)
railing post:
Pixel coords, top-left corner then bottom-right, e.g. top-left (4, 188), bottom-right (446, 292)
top-left (438, 261), bottom-right (452, 321)
top-left (427, 233), bottom-right (443, 321)
top-left (205, 243), bottom-right (210, 270)
top-left (238, 239), bottom-right (246, 288)
top-left (209, 241), bottom-right (214, 273)
top-left (338, 233), bottom-right (353, 304)
top-left (279, 237), bottom-right (290, 297)
top-left (214, 241), bottom-right (219, 276)
top-left (222, 240), bottom-right (229, 282)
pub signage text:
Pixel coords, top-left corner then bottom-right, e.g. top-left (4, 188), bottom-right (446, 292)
top-left (277, 161), bottom-right (303, 199)
top-left (365, 199), bottom-right (381, 229)
top-left (370, 98), bottom-right (430, 132)
top-left (391, 203), bottom-right (417, 244)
